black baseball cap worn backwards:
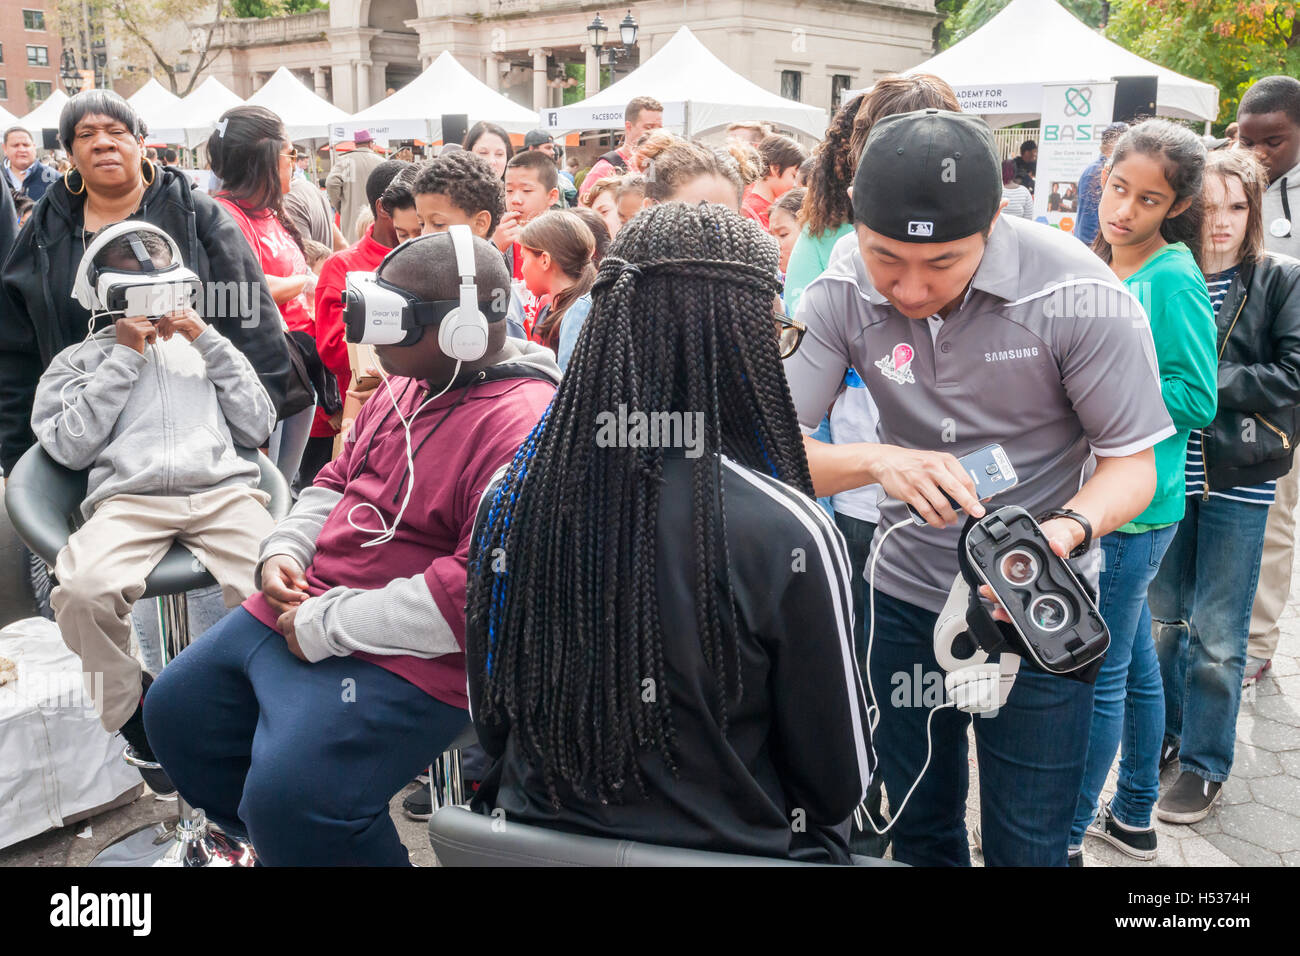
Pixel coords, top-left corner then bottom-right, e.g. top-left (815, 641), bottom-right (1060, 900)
top-left (852, 108), bottom-right (1003, 243)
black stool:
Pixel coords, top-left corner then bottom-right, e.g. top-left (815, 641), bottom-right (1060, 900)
top-left (4, 445), bottom-right (290, 866)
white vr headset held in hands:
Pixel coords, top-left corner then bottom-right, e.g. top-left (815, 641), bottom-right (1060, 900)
top-left (341, 224), bottom-right (503, 361)
top-left (71, 221), bottom-right (202, 319)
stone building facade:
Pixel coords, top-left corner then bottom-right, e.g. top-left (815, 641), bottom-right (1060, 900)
top-left (193, 0), bottom-right (938, 118)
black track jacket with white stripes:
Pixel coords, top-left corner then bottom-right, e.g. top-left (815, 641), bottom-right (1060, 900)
top-left (467, 453), bottom-right (875, 863)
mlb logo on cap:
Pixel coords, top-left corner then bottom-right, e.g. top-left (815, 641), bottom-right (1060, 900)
top-left (908, 221), bottom-right (935, 237)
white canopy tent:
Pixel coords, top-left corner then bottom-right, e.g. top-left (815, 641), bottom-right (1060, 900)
top-left (0, 104), bottom-right (20, 130)
top-left (539, 25), bottom-right (827, 138)
top-left (147, 76), bottom-right (244, 147)
top-left (246, 66), bottom-right (348, 141)
top-left (128, 78), bottom-right (182, 139)
top-left (336, 50), bottom-right (539, 143)
top-left (877, 0), bottom-right (1218, 127)
top-left (20, 89), bottom-right (70, 136)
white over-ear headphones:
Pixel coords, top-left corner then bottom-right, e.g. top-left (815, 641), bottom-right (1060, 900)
top-left (438, 224), bottom-right (490, 363)
top-left (933, 574), bottom-right (1020, 715)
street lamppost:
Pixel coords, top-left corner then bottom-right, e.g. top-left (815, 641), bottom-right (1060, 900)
top-left (586, 10), bottom-right (638, 91)
top-left (59, 47), bottom-right (85, 95)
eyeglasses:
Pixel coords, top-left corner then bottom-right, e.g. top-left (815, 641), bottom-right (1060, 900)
top-left (773, 309), bottom-right (806, 360)
top-left (281, 147), bottom-right (298, 162)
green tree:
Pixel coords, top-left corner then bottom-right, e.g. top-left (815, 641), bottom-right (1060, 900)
top-left (937, 0), bottom-right (1107, 48)
top-left (230, 0), bottom-right (324, 16)
top-left (1105, 0), bottom-right (1299, 125)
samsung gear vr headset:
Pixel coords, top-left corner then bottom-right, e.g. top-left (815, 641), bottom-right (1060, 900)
top-left (71, 221), bottom-right (202, 319)
top-left (341, 225), bottom-right (506, 361)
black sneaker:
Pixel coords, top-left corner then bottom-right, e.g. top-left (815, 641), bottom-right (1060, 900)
top-left (1159, 740), bottom-right (1179, 773)
top-left (1086, 801), bottom-right (1157, 860)
top-left (403, 784), bottom-right (432, 821)
top-left (117, 672), bottom-right (176, 795)
top-left (123, 743), bottom-right (176, 796)
top-left (1156, 771), bottom-right (1222, 824)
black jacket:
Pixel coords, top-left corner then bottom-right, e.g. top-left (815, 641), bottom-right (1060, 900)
top-left (0, 166), bottom-right (290, 474)
top-left (0, 181), bottom-right (16, 272)
top-left (467, 453), bottom-right (875, 863)
top-left (1201, 253), bottom-right (1300, 492)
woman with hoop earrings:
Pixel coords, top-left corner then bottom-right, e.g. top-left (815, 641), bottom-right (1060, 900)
top-left (0, 89), bottom-right (291, 480)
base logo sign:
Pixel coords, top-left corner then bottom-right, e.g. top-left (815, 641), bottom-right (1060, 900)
top-left (1033, 81), bottom-right (1117, 235)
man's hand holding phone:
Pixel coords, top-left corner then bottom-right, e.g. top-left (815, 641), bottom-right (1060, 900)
top-left (874, 445), bottom-right (984, 528)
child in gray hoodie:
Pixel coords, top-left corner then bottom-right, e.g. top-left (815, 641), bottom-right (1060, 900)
top-left (31, 227), bottom-right (277, 768)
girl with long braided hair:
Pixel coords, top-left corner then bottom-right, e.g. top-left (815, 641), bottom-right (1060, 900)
top-left (465, 201), bottom-right (873, 862)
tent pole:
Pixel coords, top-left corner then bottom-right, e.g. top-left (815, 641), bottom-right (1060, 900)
top-left (683, 101), bottom-right (691, 139)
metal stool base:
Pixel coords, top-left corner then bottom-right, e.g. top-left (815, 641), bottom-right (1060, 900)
top-left (88, 592), bottom-right (257, 867)
top-left (89, 815), bottom-right (256, 867)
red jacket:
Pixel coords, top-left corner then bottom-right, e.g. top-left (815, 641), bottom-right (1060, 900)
top-left (310, 226), bottom-right (392, 437)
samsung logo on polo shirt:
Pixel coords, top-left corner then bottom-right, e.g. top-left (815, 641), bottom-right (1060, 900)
top-left (985, 347), bottom-right (1040, 362)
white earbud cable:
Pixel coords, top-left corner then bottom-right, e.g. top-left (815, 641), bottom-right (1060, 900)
top-left (346, 358), bottom-right (463, 547)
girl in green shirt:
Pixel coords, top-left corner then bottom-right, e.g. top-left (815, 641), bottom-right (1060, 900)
top-left (1071, 120), bottom-right (1218, 863)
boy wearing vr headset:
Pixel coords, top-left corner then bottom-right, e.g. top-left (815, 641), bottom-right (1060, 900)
top-left (144, 227), bottom-right (560, 866)
top-left (31, 223), bottom-right (278, 786)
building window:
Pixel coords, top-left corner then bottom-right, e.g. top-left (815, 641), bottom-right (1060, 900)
top-left (26, 45), bottom-right (48, 67)
top-left (26, 79), bottom-right (50, 105)
top-left (780, 69), bottom-right (802, 103)
top-left (23, 9), bottom-right (45, 30)
top-left (0, 80), bottom-right (7, 100)
top-left (831, 74), bottom-right (852, 107)
top-left (0, 44), bottom-right (4, 64)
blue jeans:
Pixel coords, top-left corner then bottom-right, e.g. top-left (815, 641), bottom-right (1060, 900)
top-left (867, 588), bottom-right (1094, 866)
top-left (131, 584), bottom-right (228, 675)
top-left (1070, 525), bottom-right (1177, 844)
top-left (1151, 495), bottom-right (1269, 782)
top-left (268, 404), bottom-right (315, 489)
top-left (144, 608), bottom-right (469, 866)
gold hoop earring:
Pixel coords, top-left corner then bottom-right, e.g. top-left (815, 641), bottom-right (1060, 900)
top-left (141, 159), bottom-right (156, 187)
top-left (64, 166), bottom-right (85, 196)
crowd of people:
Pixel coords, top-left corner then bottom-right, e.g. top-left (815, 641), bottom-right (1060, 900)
top-left (0, 68), bottom-right (1297, 868)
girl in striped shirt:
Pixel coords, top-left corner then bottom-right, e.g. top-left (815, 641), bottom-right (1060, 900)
top-left (1148, 148), bottom-right (1300, 827)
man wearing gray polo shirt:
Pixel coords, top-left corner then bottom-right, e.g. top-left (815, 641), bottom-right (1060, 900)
top-left (784, 109), bottom-right (1174, 866)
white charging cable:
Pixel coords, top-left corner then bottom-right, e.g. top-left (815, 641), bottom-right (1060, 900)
top-left (58, 310), bottom-right (128, 439)
top-left (857, 515), bottom-right (957, 836)
top-left (863, 515), bottom-right (912, 735)
top-left (346, 359), bottom-right (462, 548)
